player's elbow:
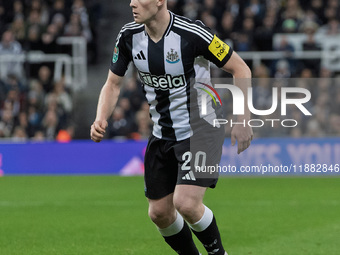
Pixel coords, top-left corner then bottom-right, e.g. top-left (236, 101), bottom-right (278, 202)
top-left (230, 61), bottom-right (252, 78)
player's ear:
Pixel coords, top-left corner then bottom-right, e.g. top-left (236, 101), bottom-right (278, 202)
top-left (156, 0), bottom-right (166, 7)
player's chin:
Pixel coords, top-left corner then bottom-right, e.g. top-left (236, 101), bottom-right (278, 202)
top-left (133, 16), bottom-right (144, 24)
top-left (134, 19), bottom-right (143, 24)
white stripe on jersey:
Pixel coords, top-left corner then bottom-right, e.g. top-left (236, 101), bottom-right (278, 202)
top-left (174, 18), bottom-right (213, 41)
top-left (132, 31), bottom-right (149, 72)
top-left (164, 31), bottom-right (191, 140)
top-left (116, 23), bottom-right (143, 44)
top-left (132, 31), bottom-right (163, 138)
top-left (173, 18), bottom-right (213, 44)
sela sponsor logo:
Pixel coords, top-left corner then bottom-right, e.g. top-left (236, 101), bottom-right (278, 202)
top-left (200, 84), bottom-right (312, 128)
top-left (138, 71), bottom-right (185, 90)
top-left (166, 48), bottom-right (180, 64)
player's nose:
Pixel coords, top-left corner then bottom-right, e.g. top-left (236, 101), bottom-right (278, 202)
top-left (130, 0), bottom-right (137, 8)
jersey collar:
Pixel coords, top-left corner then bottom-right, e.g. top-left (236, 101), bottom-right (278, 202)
top-left (143, 11), bottom-right (174, 40)
top-left (164, 11), bottom-right (174, 37)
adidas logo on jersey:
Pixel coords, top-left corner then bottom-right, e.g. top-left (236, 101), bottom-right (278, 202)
top-left (134, 50), bottom-right (146, 60)
top-left (182, 171), bottom-right (196, 181)
top-left (138, 71), bottom-right (185, 90)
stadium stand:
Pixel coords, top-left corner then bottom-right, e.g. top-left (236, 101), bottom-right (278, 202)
top-left (1, 0), bottom-right (340, 140)
top-left (0, 0), bottom-right (101, 140)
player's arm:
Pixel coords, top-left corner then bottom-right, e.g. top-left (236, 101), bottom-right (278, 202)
top-left (90, 71), bottom-right (123, 142)
top-left (221, 51), bottom-right (254, 154)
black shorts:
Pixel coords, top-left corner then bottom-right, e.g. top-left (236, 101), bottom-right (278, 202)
top-left (144, 126), bottom-right (225, 199)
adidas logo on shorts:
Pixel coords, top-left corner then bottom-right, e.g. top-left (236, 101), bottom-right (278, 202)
top-left (182, 170), bottom-right (196, 181)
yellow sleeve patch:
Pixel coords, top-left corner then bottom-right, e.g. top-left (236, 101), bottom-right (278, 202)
top-left (208, 35), bottom-right (230, 61)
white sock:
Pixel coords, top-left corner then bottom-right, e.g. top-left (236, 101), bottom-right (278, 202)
top-left (158, 211), bottom-right (184, 237)
top-left (188, 205), bottom-right (213, 232)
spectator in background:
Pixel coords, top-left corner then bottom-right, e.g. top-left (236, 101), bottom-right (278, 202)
top-left (37, 65), bottom-right (53, 93)
top-left (254, 15), bottom-right (276, 51)
top-left (25, 24), bottom-right (42, 51)
top-left (3, 88), bottom-right (22, 119)
top-left (47, 79), bottom-right (73, 128)
top-left (15, 111), bottom-right (30, 137)
top-left (0, 107), bottom-right (15, 138)
top-left (64, 13), bottom-right (91, 41)
top-left (30, 0), bottom-right (50, 26)
top-left (0, 30), bottom-right (24, 80)
top-left (10, 16), bottom-right (26, 44)
top-left (235, 17), bottom-right (255, 51)
top-left (12, 0), bottom-right (25, 22)
top-left (3, 73), bottom-right (26, 94)
top-left (274, 59), bottom-right (291, 78)
top-left (71, 0), bottom-right (92, 42)
top-left (272, 36), bottom-right (295, 76)
top-left (12, 126), bottom-right (28, 141)
top-left (279, 0), bottom-right (304, 33)
top-left (26, 10), bottom-right (45, 36)
top-left (51, 13), bottom-right (66, 35)
top-left (108, 107), bottom-right (135, 138)
top-left (42, 109), bottom-right (59, 140)
top-left (225, 0), bottom-right (240, 20)
top-left (301, 29), bottom-right (321, 74)
top-left (182, 0), bottom-right (199, 21)
top-left (135, 104), bottom-right (152, 140)
top-left (27, 105), bottom-right (42, 135)
top-left (311, 0), bottom-right (325, 22)
top-left (200, 11), bottom-right (217, 35)
top-left (121, 77), bottom-right (145, 112)
top-left (27, 79), bottom-right (45, 112)
top-left (316, 18), bottom-right (340, 35)
top-left (50, 0), bottom-right (69, 24)
top-left (41, 23), bottom-right (60, 53)
top-left (218, 11), bottom-right (234, 41)
top-left (246, 0), bottom-right (265, 26)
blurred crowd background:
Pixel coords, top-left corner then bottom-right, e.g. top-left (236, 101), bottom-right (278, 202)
top-left (0, 0), bottom-right (340, 141)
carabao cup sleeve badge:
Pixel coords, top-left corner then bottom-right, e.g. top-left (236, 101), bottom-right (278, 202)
top-left (112, 45), bottom-right (119, 63)
top-left (208, 35), bottom-right (230, 62)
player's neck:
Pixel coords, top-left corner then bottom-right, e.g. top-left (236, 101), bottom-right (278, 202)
top-left (145, 9), bottom-right (170, 43)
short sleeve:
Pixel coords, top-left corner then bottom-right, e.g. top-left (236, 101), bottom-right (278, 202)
top-left (109, 32), bottom-right (131, 77)
top-left (194, 21), bottom-right (233, 68)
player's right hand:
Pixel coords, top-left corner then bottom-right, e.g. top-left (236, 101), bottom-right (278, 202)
top-left (90, 120), bottom-right (108, 143)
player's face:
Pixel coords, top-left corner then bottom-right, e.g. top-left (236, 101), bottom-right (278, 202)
top-left (130, 0), bottom-right (159, 24)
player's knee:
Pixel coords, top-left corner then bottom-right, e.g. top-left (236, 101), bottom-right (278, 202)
top-left (148, 206), bottom-right (173, 226)
top-left (173, 197), bottom-right (198, 221)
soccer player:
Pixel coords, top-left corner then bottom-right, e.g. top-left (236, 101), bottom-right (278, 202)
top-left (91, 0), bottom-right (253, 254)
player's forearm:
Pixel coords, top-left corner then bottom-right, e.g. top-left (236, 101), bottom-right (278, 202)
top-left (222, 52), bottom-right (252, 121)
top-left (95, 83), bottom-right (120, 122)
top-left (233, 67), bottom-right (252, 121)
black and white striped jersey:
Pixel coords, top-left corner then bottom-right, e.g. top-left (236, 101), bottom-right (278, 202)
top-left (110, 11), bottom-right (233, 141)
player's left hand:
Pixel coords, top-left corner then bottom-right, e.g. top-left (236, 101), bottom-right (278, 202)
top-left (231, 124), bottom-right (253, 154)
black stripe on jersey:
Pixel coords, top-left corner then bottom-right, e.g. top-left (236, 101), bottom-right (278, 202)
top-left (148, 38), bottom-right (176, 140)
